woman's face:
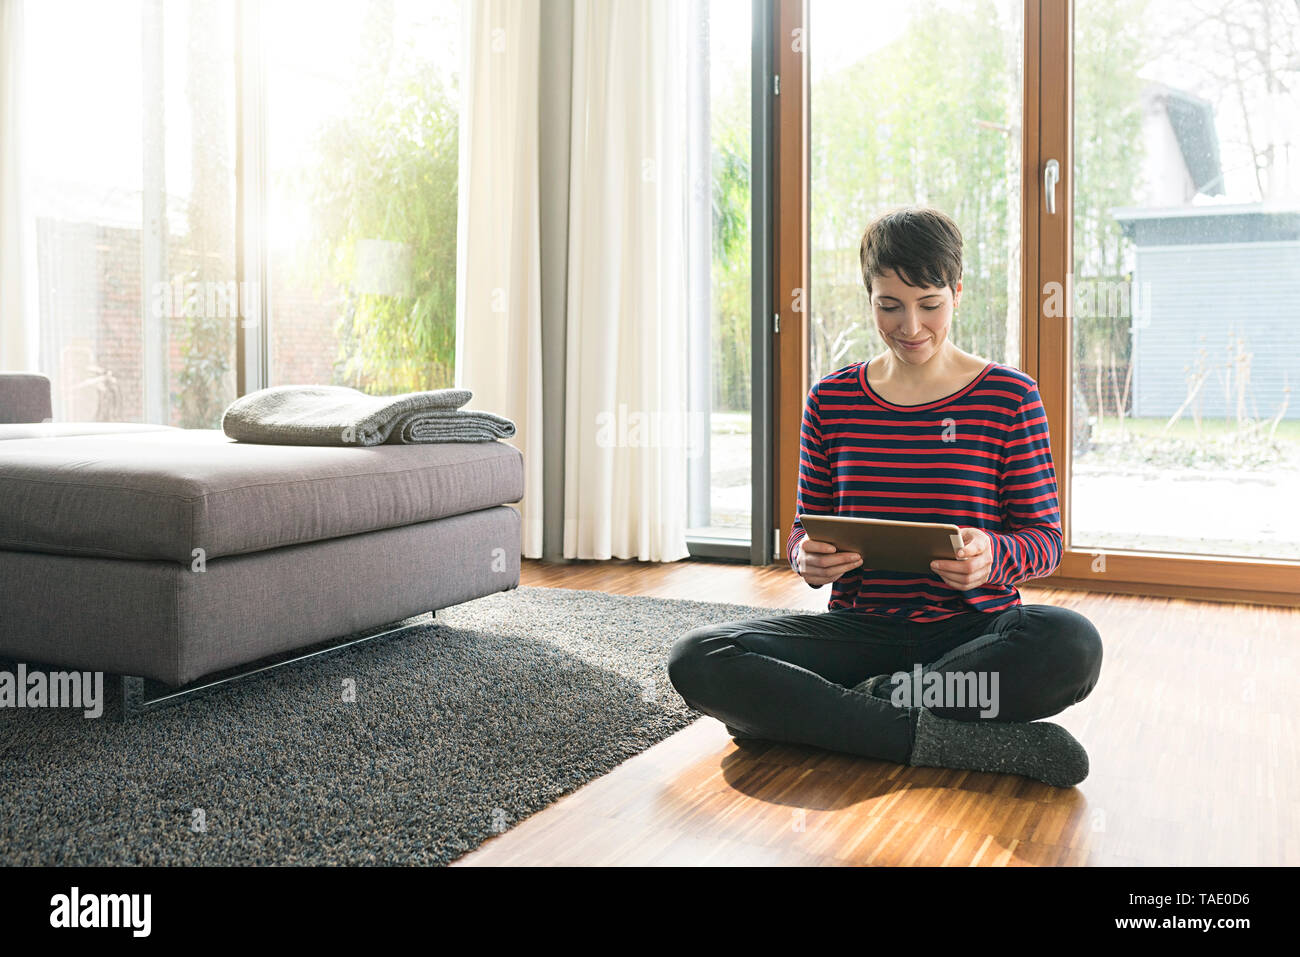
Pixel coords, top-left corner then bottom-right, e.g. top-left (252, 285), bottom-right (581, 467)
top-left (870, 268), bottom-right (962, 366)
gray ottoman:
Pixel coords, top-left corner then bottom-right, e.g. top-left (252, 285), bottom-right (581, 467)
top-left (0, 428), bottom-right (523, 708)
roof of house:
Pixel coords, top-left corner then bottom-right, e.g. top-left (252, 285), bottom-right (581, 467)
top-left (1144, 82), bottom-right (1225, 198)
top-left (1112, 202), bottom-right (1300, 245)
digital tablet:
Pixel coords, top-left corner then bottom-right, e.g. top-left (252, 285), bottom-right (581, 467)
top-left (796, 514), bottom-right (964, 574)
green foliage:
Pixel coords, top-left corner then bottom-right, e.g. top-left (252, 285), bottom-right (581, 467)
top-left (711, 118), bottom-right (752, 411)
top-left (807, 0), bottom-right (1024, 377)
top-left (802, 0), bottom-right (1147, 388)
top-left (302, 51), bottom-right (459, 394)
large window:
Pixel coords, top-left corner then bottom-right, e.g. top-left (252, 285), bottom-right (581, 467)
top-left (685, 0), bottom-right (755, 541)
top-left (265, 0), bottom-right (460, 393)
top-left (19, 0), bottom-right (460, 425)
top-left (1070, 0), bottom-right (1300, 561)
top-left (783, 0), bottom-right (1298, 597)
top-left (24, 0), bottom-right (236, 427)
top-left (809, 0), bottom-right (1024, 385)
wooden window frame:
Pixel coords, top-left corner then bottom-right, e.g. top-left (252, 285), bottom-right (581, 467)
top-left (773, 0), bottom-right (1299, 606)
top-left (771, 0), bottom-right (808, 568)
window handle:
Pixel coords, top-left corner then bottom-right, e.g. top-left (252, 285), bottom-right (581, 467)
top-left (1044, 158), bottom-right (1060, 215)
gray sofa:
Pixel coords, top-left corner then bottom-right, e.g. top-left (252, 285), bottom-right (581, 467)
top-left (0, 373), bottom-right (523, 709)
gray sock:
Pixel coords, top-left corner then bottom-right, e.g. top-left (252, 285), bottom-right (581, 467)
top-left (909, 707), bottom-right (1089, 788)
top-left (852, 673), bottom-right (1089, 787)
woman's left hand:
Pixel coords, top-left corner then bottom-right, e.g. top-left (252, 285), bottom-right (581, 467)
top-left (930, 527), bottom-right (993, 590)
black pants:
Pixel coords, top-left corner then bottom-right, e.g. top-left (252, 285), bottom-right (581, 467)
top-left (667, 604), bottom-right (1103, 766)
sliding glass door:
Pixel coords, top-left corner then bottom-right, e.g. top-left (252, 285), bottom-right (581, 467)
top-left (782, 0), bottom-right (1299, 598)
top-left (685, 0), bottom-right (757, 547)
top-left (19, 1), bottom-right (460, 427)
top-left (22, 0), bottom-right (236, 427)
top-left (1069, 0), bottom-right (1300, 561)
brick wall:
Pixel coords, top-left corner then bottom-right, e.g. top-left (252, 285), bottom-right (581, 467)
top-left (36, 217), bottom-right (351, 423)
top-left (270, 282), bottom-right (344, 387)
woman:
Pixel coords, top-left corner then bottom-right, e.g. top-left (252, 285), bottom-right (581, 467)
top-left (667, 205), bottom-right (1102, 788)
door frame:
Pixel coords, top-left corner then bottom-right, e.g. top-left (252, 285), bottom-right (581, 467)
top-left (771, 0), bottom-right (807, 568)
top-left (774, 0), bottom-right (1300, 605)
top-left (1031, 0), bottom-right (1300, 606)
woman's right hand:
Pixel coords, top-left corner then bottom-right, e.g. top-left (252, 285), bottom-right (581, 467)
top-left (795, 537), bottom-right (863, 587)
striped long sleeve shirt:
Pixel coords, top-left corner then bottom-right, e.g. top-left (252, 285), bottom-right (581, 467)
top-left (785, 359), bottom-right (1063, 622)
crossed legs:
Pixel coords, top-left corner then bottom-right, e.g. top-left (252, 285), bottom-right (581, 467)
top-left (666, 604), bottom-right (1102, 768)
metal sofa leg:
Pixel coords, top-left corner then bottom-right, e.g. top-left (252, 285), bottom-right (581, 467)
top-left (115, 611), bottom-right (443, 720)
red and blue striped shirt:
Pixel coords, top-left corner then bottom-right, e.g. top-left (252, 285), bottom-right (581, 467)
top-left (785, 358), bottom-right (1063, 622)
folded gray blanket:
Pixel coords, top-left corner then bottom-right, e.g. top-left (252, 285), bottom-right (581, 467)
top-left (221, 385), bottom-right (516, 446)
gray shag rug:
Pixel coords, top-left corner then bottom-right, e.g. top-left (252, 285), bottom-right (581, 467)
top-left (0, 586), bottom-right (800, 866)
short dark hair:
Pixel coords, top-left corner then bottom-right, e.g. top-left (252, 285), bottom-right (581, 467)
top-left (859, 205), bottom-right (963, 295)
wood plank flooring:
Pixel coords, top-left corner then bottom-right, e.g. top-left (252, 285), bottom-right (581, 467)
top-left (454, 557), bottom-right (1300, 866)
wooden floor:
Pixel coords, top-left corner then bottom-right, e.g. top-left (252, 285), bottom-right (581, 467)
top-left (455, 557), bottom-right (1300, 866)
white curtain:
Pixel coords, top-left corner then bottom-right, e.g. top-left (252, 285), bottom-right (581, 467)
top-left (457, 0), bottom-right (693, 562)
top-left (455, 0), bottom-right (545, 557)
top-left (562, 0), bottom-right (691, 561)
top-left (0, 0), bottom-right (28, 372)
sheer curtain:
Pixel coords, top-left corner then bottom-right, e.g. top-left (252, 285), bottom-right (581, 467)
top-left (562, 0), bottom-right (692, 561)
top-left (0, 0), bottom-right (29, 372)
top-left (454, 0), bottom-right (545, 557)
top-left (456, 0), bottom-right (693, 562)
